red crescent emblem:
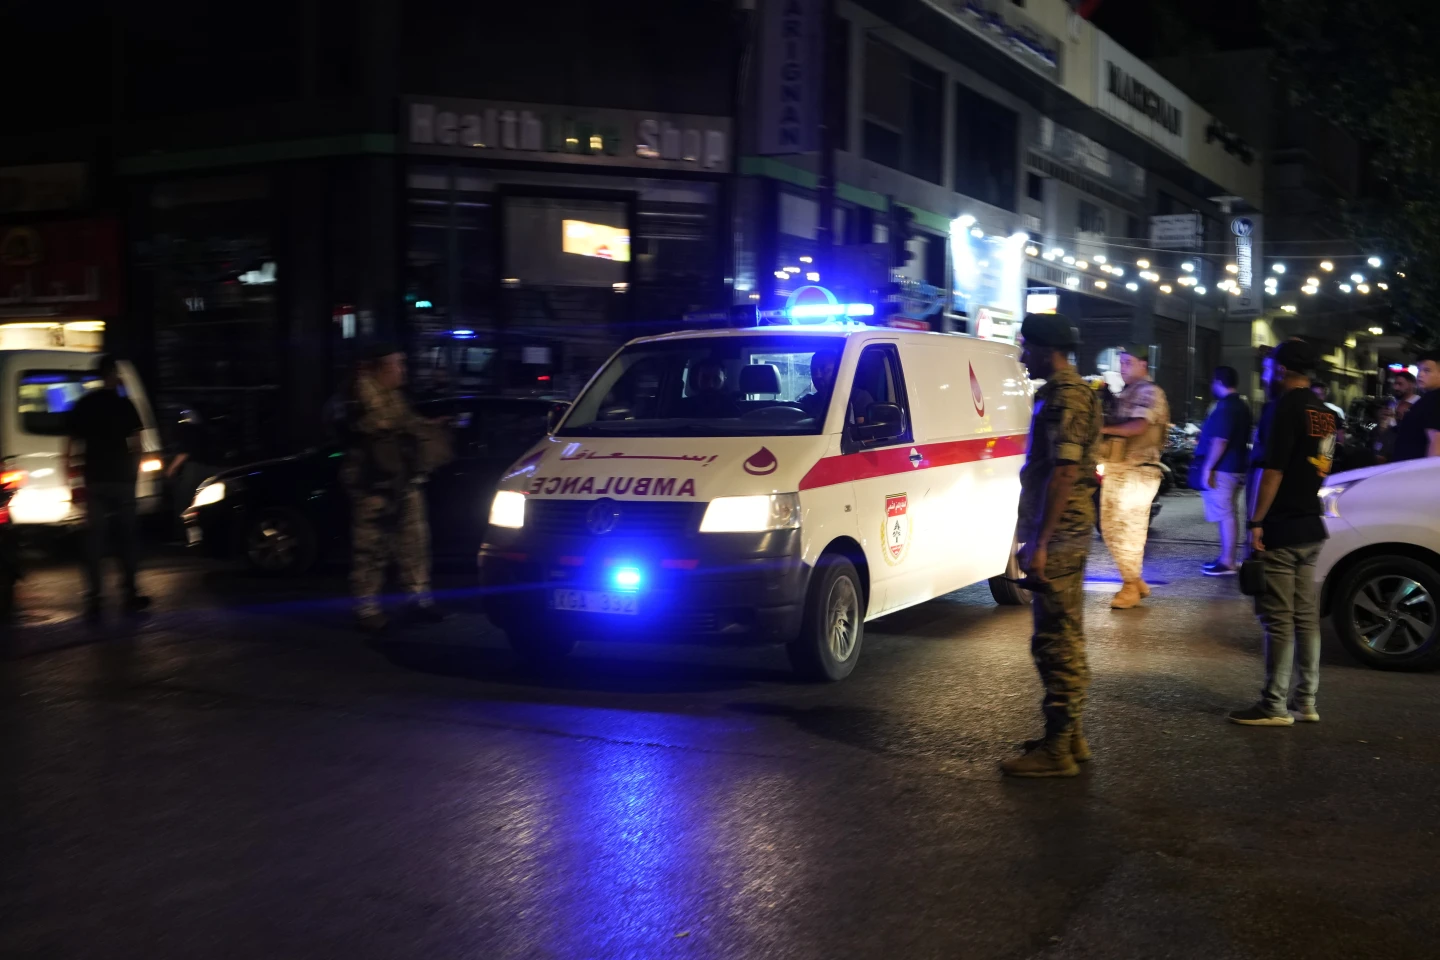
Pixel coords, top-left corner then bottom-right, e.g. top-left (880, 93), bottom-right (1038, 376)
top-left (969, 363), bottom-right (986, 418)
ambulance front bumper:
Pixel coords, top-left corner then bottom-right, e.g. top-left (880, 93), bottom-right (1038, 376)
top-left (478, 528), bottom-right (810, 645)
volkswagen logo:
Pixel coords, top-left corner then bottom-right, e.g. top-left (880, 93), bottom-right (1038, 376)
top-left (586, 498), bottom-right (620, 535)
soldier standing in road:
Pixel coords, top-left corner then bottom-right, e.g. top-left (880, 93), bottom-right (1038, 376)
top-left (1002, 314), bottom-right (1103, 778)
top-left (1098, 344), bottom-right (1169, 609)
top-left (344, 342), bottom-right (444, 633)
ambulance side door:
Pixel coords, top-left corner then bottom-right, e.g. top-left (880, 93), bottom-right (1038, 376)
top-left (841, 341), bottom-right (925, 616)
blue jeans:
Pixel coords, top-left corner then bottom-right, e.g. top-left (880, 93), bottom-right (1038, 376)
top-left (1256, 541), bottom-right (1324, 712)
top-left (85, 481), bottom-right (139, 603)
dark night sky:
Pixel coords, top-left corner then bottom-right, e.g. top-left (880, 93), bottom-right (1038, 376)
top-left (1087, 0), bottom-right (1268, 59)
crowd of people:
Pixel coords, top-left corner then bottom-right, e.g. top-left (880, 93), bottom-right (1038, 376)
top-left (1004, 316), bottom-right (1428, 777)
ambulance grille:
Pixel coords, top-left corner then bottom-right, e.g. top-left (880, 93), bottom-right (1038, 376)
top-left (528, 499), bottom-right (703, 537)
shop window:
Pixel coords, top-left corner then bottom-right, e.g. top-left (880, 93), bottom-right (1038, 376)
top-left (1078, 200), bottom-right (1106, 236)
top-left (954, 87), bottom-right (1019, 211)
top-left (864, 39), bottom-right (943, 185)
top-left (1026, 172), bottom-right (1045, 202)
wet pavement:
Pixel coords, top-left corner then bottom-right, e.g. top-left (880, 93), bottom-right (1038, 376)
top-left (2, 492), bottom-right (1437, 959)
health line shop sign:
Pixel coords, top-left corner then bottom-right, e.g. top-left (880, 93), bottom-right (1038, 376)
top-left (406, 98), bottom-right (731, 173)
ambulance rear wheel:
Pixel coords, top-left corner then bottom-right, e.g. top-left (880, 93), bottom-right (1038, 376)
top-left (789, 555), bottom-right (864, 682)
top-left (989, 539), bottom-right (1032, 606)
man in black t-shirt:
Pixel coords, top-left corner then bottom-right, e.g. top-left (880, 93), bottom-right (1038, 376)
top-left (65, 355), bottom-right (150, 618)
top-left (1229, 339), bottom-right (1335, 726)
top-left (1391, 353), bottom-right (1440, 461)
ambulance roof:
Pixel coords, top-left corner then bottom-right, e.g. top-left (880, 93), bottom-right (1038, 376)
top-left (627, 325), bottom-right (987, 347)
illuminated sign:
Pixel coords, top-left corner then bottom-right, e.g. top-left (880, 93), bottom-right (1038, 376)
top-left (1025, 291), bottom-right (1058, 315)
top-left (951, 228), bottom-right (1026, 341)
top-left (562, 220), bottom-right (631, 262)
top-left (927, 0), bottom-right (1062, 84)
top-left (1229, 215), bottom-right (1262, 319)
top-left (406, 98), bottom-right (730, 172)
top-left (757, 0), bottom-right (821, 154)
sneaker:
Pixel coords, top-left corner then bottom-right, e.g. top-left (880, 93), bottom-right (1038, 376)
top-left (1291, 704), bottom-right (1321, 723)
top-left (1227, 704), bottom-right (1294, 726)
top-left (1202, 562), bottom-right (1236, 576)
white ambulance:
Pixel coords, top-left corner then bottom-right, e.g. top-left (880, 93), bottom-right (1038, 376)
top-left (479, 324), bottom-right (1033, 679)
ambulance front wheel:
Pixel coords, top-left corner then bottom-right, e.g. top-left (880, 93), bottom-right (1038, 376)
top-left (788, 555), bottom-right (865, 682)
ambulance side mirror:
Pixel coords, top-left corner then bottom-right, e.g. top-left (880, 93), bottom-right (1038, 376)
top-left (853, 403), bottom-right (904, 444)
top-left (546, 402), bottom-right (570, 434)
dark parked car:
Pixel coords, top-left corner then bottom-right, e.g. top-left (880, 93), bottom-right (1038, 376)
top-left (184, 397), bottom-right (555, 574)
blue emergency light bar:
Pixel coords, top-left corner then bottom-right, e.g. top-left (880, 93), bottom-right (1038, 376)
top-left (786, 302), bottom-right (876, 319)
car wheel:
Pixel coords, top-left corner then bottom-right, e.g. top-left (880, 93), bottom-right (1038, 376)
top-left (244, 508), bottom-right (318, 576)
top-left (788, 554), bottom-right (864, 681)
top-left (989, 537), bottom-right (1032, 606)
top-left (1333, 555), bottom-right (1440, 670)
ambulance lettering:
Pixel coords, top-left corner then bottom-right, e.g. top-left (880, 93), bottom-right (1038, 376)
top-left (527, 475), bottom-right (698, 497)
top-left (882, 493), bottom-right (911, 565)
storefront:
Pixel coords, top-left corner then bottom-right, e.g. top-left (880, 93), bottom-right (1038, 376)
top-left (401, 98), bottom-right (732, 399)
top-left (0, 218), bottom-right (118, 350)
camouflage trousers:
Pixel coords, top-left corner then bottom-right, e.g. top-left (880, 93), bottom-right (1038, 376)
top-left (350, 485), bottom-right (431, 617)
top-left (1100, 464), bottom-right (1161, 583)
top-left (1031, 529), bottom-right (1093, 736)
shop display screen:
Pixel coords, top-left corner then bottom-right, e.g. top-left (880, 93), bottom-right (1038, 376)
top-left (562, 220), bottom-right (631, 262)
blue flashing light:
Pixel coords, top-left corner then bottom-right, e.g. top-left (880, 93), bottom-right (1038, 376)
top-left (415, 299), bottom-right (433, 309)
top-left (786, 302), bottom-right (875, 320)
top-left (613, 566), bottom-right (643, 591)
top-left (451, 328), bottom-right (476, 339)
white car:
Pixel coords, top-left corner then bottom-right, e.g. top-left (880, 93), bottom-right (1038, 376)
top-left (1317, 457), bottom-right (1440, 670)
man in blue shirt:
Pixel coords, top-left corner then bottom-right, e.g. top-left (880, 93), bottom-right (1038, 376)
top-left (1192, 366), bottom-right (1252, 575)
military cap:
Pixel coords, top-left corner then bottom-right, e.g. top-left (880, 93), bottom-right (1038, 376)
top-left (1019, 312), bottom-right (1079, 349)
top-left (1118, 342), bottom-right (1150, 361)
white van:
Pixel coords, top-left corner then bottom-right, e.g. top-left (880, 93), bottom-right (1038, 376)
top-left (3, 351), bottom-right (163, 526)
top-left (479, 324), bottom-right (1032, 679)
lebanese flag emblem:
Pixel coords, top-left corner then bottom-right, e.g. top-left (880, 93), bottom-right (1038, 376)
top-left (969, 362), bottom-right (986, 418)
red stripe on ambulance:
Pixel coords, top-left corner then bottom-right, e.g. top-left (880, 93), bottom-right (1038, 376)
top-left (797, 433), bottom-right (1028, 491)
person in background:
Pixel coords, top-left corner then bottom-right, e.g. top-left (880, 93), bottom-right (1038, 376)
top-left (1310, 382), bottom-right (1347, 447)
top-left (1390, 352), bottom-right (1440, 461)
top-left (798, 350), bottom-right (839, 422)
top-left (65, 355), bottom-right (150, 619)
top-left (681, 359), bottom-right (738, 419)
top-left (1193, 366), bottom-right (1251, 575)
top-left (1373, 369), bottom-right (1417, 462)
top-left (165, 407), bottom-right (215, 535)
top-left (344, 342), bottom-right (442, 633)
top-left (1230, 338), bottom-right (1335, 726)
top-left (1098, 344), bottom-right (1169, 609)
top-left (1001, 313), bottom-right (1102, 778)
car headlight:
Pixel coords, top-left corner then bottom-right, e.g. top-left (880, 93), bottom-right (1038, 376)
top-left (1317, 480), bottom-right (1358, 519)
top-left (191, 481), bottom-right (225, 509)
top-left (488, 490), bottom-right (526, 529)
top-left (700, 493), bottom-right (801, 533)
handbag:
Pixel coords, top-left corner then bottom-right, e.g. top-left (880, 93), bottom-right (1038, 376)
top-left (1239, 549), bottom-right (1266, 597)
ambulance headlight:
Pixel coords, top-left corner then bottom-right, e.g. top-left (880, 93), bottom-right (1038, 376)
top-left (488, 490), bottom-right (527, 529)
top-left (699, 493), bottom-right (801, 533)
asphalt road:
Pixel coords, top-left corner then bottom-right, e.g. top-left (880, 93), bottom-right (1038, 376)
top-left (2, 492), bottom-right (1438, 960)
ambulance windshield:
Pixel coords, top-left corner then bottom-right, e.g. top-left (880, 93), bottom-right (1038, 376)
top-left (558, 335), bottom-right (842, 437)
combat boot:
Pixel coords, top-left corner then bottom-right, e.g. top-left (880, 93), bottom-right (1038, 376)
top-left (1138, 581), bottom-right (1151, 598)
top-left (1111, 581), bottom-right (1143, 608)
top-left (1001, 734), bottom-right (1079, 778)
top-left (1023, 722), bottom-right (1091, 763)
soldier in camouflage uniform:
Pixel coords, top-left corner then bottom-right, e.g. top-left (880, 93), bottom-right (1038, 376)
top-left (1002, 313), bottom-right (1103, 778)
top-left (343, 342), bottom-right (443, 633)
top-left (1099, 344), bottom-right (1169, 609)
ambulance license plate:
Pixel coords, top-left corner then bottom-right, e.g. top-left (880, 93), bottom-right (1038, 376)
top-left (552, 589), bottom-right (638, 616)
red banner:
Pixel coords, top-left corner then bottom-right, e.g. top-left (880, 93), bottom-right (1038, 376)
top-left (0, 218), bottom-right (120, 319)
